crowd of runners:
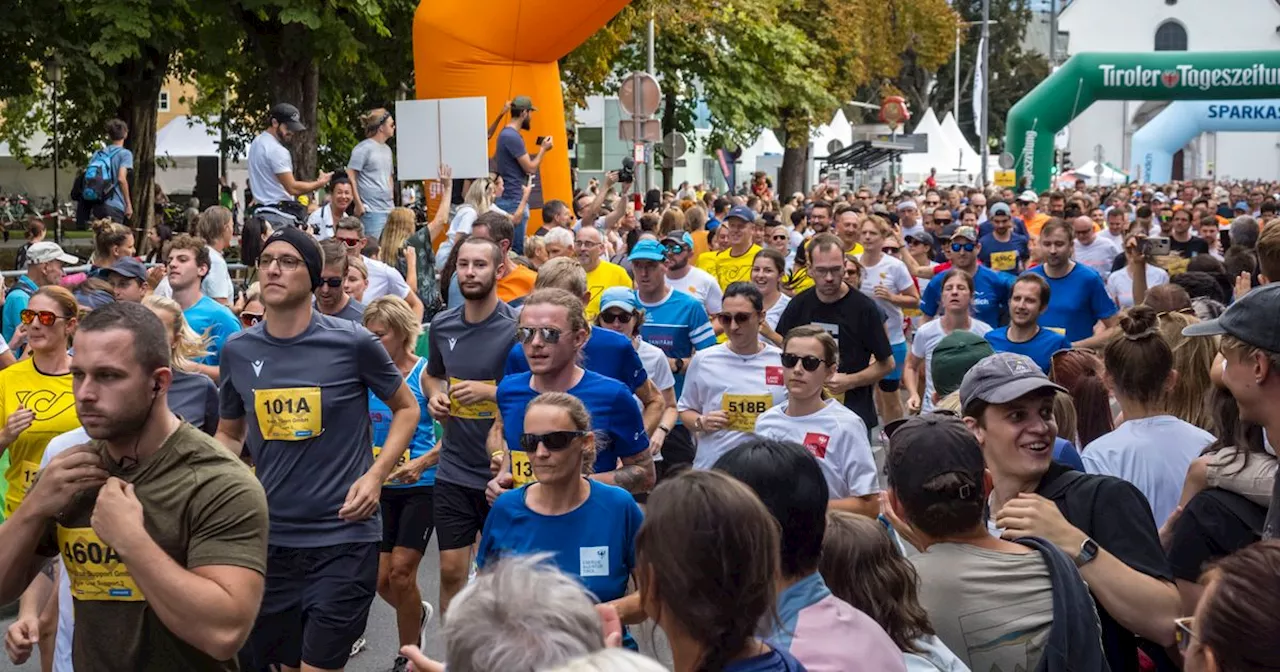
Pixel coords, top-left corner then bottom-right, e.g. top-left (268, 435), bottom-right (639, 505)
top-left (0, 100), bottom-right (1278, 672)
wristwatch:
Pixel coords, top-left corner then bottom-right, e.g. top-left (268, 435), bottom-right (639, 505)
top-left (1073, 537), bottom-right (1100, 567)
top-left (657, 424), bottom-right (673, 434)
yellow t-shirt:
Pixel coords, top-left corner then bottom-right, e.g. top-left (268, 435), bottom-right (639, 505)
top-left (784, 266), bottom-right (815, 295)
top-left (2, 360), bottom-right (79, 517)
top-left (584, 260), bottom-right (633, 321)
top-left (712, 244), bottom-right (762, 291)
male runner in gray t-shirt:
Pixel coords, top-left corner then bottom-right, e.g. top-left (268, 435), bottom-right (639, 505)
top-left (425, 237), bottom-right (518, 614)
top-left (216, 226), bottom-right (420, 671)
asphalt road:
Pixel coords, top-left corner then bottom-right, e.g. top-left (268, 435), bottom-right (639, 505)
top-left (0, 535), bottom-right (675, 672)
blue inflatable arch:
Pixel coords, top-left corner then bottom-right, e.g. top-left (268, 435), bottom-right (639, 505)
top-left (1130, 99), bottom-right (1280, 183)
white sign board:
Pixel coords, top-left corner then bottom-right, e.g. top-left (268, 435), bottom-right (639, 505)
top-left (395, 97), bottom-right (489, 180)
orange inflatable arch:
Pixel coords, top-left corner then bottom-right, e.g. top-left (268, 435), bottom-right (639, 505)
top-left (413, 0), bottom-right (632, 227)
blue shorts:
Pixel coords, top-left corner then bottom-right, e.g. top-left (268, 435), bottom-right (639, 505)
top-left (883, 341), bottom-right (908, 382)
top-left (361, 210), bottom-right (390, 242)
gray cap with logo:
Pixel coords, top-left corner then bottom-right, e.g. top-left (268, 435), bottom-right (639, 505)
top-left (959, 352), bottom-right (1067, 410)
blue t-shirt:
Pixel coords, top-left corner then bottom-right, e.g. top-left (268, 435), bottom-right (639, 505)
top-left (977, 233), bottom-right (1030, 276)
top-left (1054, 437), bottom-right (1085, 472)
top-left (985, 326), bottom-right (1071, 373)
top-left (97, 145), bottom-right (134, 213)
top-left (636, 289), bottom-right (717, 396)
top-left (497, 370), bottom-right (648, 475)
top-left (920, 265), bottom-right (1015, 327)
top-left (725, 649), bottom-right (808, 672)
top-left (978, 217), bottom-right (1028, 238)
top-left (184, 295), bottom-right (242, 365)
top-left (1, 276), bottom-right (38, 342)
top-left (369, 357), bottom-right (435, 488)
top-left (505, 327), bottom-right (647, 393)
top-left (1026, 264), bottom-right (1118, 344)
top-left (495, 127), bottom-right (528, 202)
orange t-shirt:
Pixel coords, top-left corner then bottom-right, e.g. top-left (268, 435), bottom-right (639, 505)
top-left (690, 230), bottom-right (710, 264)
top-left (498, 264), bottom-right (537, 304)
top-left (1025, 212), bottom-right (1051, 238)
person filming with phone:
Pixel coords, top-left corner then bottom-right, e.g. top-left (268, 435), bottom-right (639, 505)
top-left (494, 95), bottom-right (553, 255)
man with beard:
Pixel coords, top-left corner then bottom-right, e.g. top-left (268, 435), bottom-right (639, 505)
top-left (247, 103), bottom-right (332, 229)
top-left (1026, 218), bottom-right (1119, 349)
top-left (807, 200), bottom-right (833, 235)
top-left (976, 203), bottom-right (1029, 276)
top-left (984, 274), bottom-right (1071, 373)
top-left (424, 237), bottom-right (519, 614)
top-left (216, 226), bottom-right (420, 671)
top-left (315, 239), bottom-right (364, 323)
top-left (0, 301), bottom-right (269, 671)
top-left (919, 225), bottom-right (1015, 327)
top-left (661, 232), bottom-right (723, 316)
top-left (494, 96), bottom-right (553, 254)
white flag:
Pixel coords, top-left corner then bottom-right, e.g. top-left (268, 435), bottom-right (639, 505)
top-left (972, 36), bottom-right (985, 136)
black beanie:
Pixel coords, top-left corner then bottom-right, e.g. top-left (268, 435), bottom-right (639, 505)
top-left (265, 226), bottom-right (323, 290)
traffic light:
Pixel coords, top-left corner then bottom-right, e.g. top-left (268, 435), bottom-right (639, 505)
top-left (1052, 149), bottom-right (1061, 176)
top-left (1061, 150), bottom-right (1074, 172)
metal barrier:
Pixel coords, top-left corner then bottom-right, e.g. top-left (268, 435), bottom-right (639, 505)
top-left (1, 262), bottom-right (250, 279)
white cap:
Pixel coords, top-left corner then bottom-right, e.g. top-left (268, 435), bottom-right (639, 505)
top-left (27, 242), bottom-right (79, 265)
top-left (1017, 190), bottom-right (1038, 203)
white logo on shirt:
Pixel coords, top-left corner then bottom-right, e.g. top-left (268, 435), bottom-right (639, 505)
top-left (580, 546), bottom-right (609, 577)
top-left (448, 337), bottom-right (458, 351)
top-left (252, 360), bottom-right (264, 377)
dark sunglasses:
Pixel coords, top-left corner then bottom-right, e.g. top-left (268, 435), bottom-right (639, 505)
top-left (1174, 617), bottom-right (1195, 654)
top-left (318, 277), bottom-right (343, 288)
top-left (517, 326), bottom-right (562, 344)
top-left (19, 310), bottom-right (69, 326)
top-left (883, 247), bottom-right (900, 254)
top-left (519, 430), bottom-right (588, 452)
top-left (240, 312), bottom-right (263, 327)
top-left (771, 234), bottom-right (788, 241)
top-left (950, 242), bottom-right (976, 252)
top-left (781, 352), bottom-right (828, 371)
top-left (600, 311), bottom-right (633, 325)
top-left (716, 312), bottom-right (755, 326)
top-left (934, 218), bottom-right (953, 225)
top-left (338, 237), bottom-right (363, 247)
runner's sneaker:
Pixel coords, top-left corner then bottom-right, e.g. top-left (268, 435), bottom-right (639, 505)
top-left (349, 636), bottom-right (367, 658)
top-left (392, 655), bottom-right (410, 672)
top-left (419, 600), bottom-right (435, 649)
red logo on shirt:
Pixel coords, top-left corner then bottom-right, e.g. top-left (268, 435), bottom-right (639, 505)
top-left (765, 366), bottom-right (785, 386)
top-left (802, 433), bottom-right (830, 459)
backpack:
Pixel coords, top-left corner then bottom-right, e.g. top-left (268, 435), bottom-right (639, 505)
top-left (80, 146), bottom-right (121, 203)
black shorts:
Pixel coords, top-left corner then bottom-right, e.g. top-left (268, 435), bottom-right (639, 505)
top-left (434, 480), bottom-right (490, 551)
top-left (243, 542), bottom-right (378, 670)
top-left (878, 378), bottom-right (901, 393)
top-left (656, 425), bottom-right (696, 484)
top-left (380, 485), bottom-right (435, 553)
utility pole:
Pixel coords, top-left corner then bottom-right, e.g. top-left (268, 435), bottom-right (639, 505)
top-left (979, 0), bottom-right (991, 186)
top-left (1048, 0), bottom-right (1058, 65)
top-left (646, 15), bottom-right (656, 192)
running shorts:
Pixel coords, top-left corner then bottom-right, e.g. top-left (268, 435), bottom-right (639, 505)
top-left (380, 485), bottom-right (435, 553)
top-left (434, 480), bottom-right (490, 552)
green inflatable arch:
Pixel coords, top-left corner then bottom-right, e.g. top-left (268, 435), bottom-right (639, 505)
top-left (1006, 51), bottom-right (1280, 191)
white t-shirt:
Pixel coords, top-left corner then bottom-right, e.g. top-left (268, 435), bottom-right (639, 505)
top-left (1106, 265), bottom-right (1170, 309)
top-left (246, 132), bottom-right (293, 205)
top-left (1082, 416), bottom-right (1215, 527)
top-left (677, 343), bottom-right (788, 469)
top-left (911, 318), bottom-right (992, 413)
top-left (1073, 237), bottom-right (1121, 278)
top-left (666, 267), bottom-right (723, 316)
top-left (306, 203), bottom-right (342, 240)
top-left (763, 294), bottom-right (791, 341)
top-left (754, 399), bottom-right (878, 499)
top-left (435, 203), bottom-right (508, 269)
top-left (41, 426), bottom-right (92, 672)
top-left (859, 254), bottom-right (915, 345)
top-left (152, 246), bottom-right (234, 302)
top-left (636, 338), bottom-right (675, 393)
top-left (1097, 228), bottom-right (1126, 250)
top-left (362, 255), bottom-right (410, 303)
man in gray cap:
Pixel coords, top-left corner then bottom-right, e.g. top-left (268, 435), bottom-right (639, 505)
top-left (494, 95), bottom-right (553, 254)
top-left (959, 352), bottom-right (1180, 672)
top-left (976, 202), bottom-right (1030, 276)
top-left (1184, 283), bottom-right (1280, 538)
top-left (104, 256), bottom-right (149, 303)
top-left (247, 102), bottom-right (333, 229)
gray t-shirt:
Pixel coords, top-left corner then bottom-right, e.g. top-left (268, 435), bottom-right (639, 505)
top-left (219, 312), bottom-right (403, 547)
top-left (169, 369), bottom-right (218, 435)
top-left (314, 296), bottom-right (365, 324)
top-left (912, 543), bottom-right (1053, 672)
top-left (347, 138), bottom-right (395, 212)
top-left (247, 132), bottom-right (293, 205)
top-left (426, 301), bottom-right (518, 490)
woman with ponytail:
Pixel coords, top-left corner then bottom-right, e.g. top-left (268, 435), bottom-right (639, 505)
top-left (1081, 305), bottom-right (1216, 527)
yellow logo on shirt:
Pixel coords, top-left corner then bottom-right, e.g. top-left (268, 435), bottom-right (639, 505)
top-left (15, 390), bottom-right (75, 421)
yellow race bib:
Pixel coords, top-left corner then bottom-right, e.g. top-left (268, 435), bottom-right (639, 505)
top-left (449, 378), bottom-right (498, 420)
top-left (4, 460), bottom-right (44, 518)
top-left (722, 394), bottom-right (772, 433)
top-left (1046, 327), bottom-right (1067, 336)
top-left (511, 450), bottom-right (537, 487)
top-left (255, 387), bottom-right (321, 441)
top-left (57, 526), bottom-right (144, 602)
top-left (989, 250), bottom-right (1018, 272)
top-left (372, 446), bottom-right (412, 485)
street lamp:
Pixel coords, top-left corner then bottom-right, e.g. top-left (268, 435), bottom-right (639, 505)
top-left (44, 55), bottom-right (63, 242)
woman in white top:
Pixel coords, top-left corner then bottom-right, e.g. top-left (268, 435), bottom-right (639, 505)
top-left (753, 325), bottom-right (879, 516)
top-left (677, 282), bottom-right (787, 469)
top-left (751, 248), bottom-right (791, 346)
top-left (595, 287), bottom-right (678, 452)
top-left (858, 215), bottom-right (920, 425)
top-left (435, 175), bottom-right (531, 269)
top-left (306, 177), bottom-right (355, 239)
top-left (904, 269), bottom-right (992, 414)
top-left (1107, 234), bottom-right (1169, 309)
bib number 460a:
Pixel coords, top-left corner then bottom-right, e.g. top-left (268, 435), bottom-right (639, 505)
top-left (727, 399), bottom-right (768, 414)
top-left (63, 540), bottom-right (122, 565)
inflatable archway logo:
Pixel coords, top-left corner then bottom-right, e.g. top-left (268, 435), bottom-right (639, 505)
top-left (1005, 51), bottom-right (1280, 191)
top-left (413, 0), bottom-right (632, 218)
top-left (1130, 99), bottom-right (1280, 183)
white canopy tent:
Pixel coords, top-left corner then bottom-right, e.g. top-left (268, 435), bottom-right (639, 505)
top-left (899, 109), bottom-right (963, 184)
top-left (152, 115), bottom-right (248, 196)
top-left (1061, 161), bottom-right (1129, 187)
top-left (940, 112), bottom-right (982, 174)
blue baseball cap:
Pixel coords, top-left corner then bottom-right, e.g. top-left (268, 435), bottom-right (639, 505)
top-left (1234, 201), bottom-right (1250, 211)
top-left (628, 239), bottom-right (667, 262)
top-left (599, 286), bottom-right (639, 314)
top-left (726, 205), bottom-right (757, 223)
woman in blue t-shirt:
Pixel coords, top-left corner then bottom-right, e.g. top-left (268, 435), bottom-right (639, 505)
top-left (637, 470), bottom-right (807, 672)
top-left (478, 392), bottom-right (646, 643)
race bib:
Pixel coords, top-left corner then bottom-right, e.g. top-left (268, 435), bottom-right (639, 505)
top-left (1163, 256), bottom-right (1190, 276)
top-left (10, 460), bottom-right (42, 508)
top-left (511, 450), bottom-right (537, 487)
top-left (449, 378), bottom-right (498, 420)
top-left (722, 394), bottom-right (772, 432)
top-left (989, 250), bottom-right (1018, 271)
top-left (903, 307), bottom-right (923, 318)
top-left (57, 526), bottom-right (144, 602)
top-left (1046, 327), bottom-right (1067, 336)
top-left (372, 446), bottom-right (412, 485)
top-left (256, 387), bottom-right (321, 441)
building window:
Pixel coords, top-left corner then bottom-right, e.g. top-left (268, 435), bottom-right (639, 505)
top-left (158, 91), bottom-right (171, 112)
top-left (577, 127), bottom-right (603, 171)
top-left (1154, 21), bottom-right (1187, 51)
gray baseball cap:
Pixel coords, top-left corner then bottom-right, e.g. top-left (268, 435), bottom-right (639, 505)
top-left (959, 352), bottom-right (1067, 410)
top-left (1182, 283), bottom-right (1280, 352)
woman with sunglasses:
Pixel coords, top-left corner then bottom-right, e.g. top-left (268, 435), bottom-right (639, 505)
top-left (0, 286), bottom-right (81, 517)
top-left (142, 295), bottom-right (219, 435)
top-left (904, 269), bottom-right (991, 414)
top-left (754, 325), bottom-right (879, 517)
top-left (236, 283), bottom-right (265, 328)
top-left (677, 282), bottom-right (786, 469)
top-left (751, 249), bottom-right (790, 346)
top-left (479, 391), bottom-right (645, 640)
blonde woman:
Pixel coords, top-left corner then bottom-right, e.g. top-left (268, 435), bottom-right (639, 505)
top-left (345, 256), bottom-right (370, 303)
top-left (436, 172), bottom-right (499, 269)
top-left (1156, 310), bottom-right (1217, 432)
top-left (143, 295), bottom-right (220, 435)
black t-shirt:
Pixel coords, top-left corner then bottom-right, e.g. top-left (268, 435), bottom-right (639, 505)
top-left (1169, 488), bottom-right (1265, 582)
top-left (1169, 236), bottom-right (1210, 259)
top-left (1037, 463), bottom-right (1174, 672)
top-left (775, 286), bottom-right (892, 429)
